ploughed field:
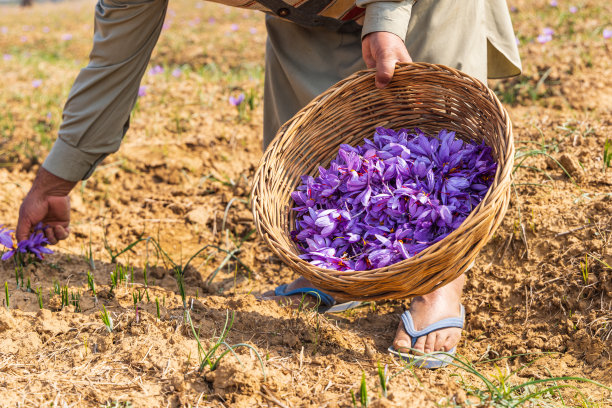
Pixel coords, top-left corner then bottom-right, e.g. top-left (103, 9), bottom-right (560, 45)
top-left (0, 0), bottom-right (610, 406)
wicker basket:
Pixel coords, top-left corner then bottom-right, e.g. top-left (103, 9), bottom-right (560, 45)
top-left (251, 63), bottom-right (514, 301)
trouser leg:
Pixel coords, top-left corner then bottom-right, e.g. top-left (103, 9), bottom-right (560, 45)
top-left (263, 0), bottom-right (488, 149)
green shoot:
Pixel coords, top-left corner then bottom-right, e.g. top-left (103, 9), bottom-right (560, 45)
top-left (394, 351), bottom-right (612, 407)
top-left (53, 280), bottom-right (60, 295)
top-left (26, 277), bottom-right (31, 293)
top-left (4, 282), bottom-right (9, 309)
top-left (100, 305), bottom-right (113, 333)
top-left (350, 390), bottom-right (357, 408)
top-left (185, 310), bottom-right (266, 380)
top-left (581, 254), bottom-right (589, 285)
top-left (143, 264), bottom-right (148, 287)
top-left (155, 297), bottom-right (161, 320)
top-left (87, 270), bottom-right (96, 296)
top-left (36, 287), bottom-right (43, 309)
top-left (360, 372), bottom-right (368, 407)
top-left (71, 291), bottom-right (81, 312)
top-left (175, 267), bottom-right (187, 309)
top-left (377, 361), bottom-right (388, 398)
top-left (603, 138), bottom-right (611, 173)
top-left (61, 285), bottom-right (69, 309)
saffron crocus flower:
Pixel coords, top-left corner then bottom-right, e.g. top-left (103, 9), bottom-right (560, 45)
top-left (3, 54), bottom-right (11, 61)
top-left (604, 28), bottom-right (612, 40)
top-left (61, 33), bottom-right (73, 41)
top-left (537, 34), bottom-right (552, 44)
top-left (148, 65), bottom-right (164, 75)
top-left (229, 93), bottom-right (245, 106)
top-left (32, 79), bottom-right (42, 88)
top-left (138, 85), bottom-right (147, 97)
top-left (549, 0), bottom-right (558, 7)
top-left (230, 24), bottom-right (239, 32)
top-left (290, 127), bottom-right (497, 271)
top-left (569, 6), bottom-right (577, 13)
top-left (0, 223), bottom-right (53, 261)
top-left (171, 68), bottom-right (181, 78)
top-left (0, 226), bottom-right (13, 249)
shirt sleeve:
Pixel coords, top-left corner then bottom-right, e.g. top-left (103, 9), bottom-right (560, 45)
top-left (358, 0), bottom-right (414, 41)
top-left (42, 0), bottom-right (169, 182)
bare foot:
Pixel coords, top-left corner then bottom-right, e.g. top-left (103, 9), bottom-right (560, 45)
top-left (393, 274), bottom-right (466, 355)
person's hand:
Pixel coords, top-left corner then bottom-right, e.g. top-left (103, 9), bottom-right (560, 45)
top-left (17, 167), bottom-right (77, 244)
top-left (362, 31), bottom-right (412, 89)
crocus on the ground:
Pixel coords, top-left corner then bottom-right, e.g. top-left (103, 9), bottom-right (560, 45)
top-left (0, 223), bottom-right (53, 261)
top-left (290, 127), bottom-right (497, 271)
top-left (229, 93), bottom-right (245, 106)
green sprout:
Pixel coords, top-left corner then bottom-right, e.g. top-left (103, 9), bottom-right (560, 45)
top-left (4, 282), bottom-right (9, 309)
top-left (603, 138), bottom-right (611, 173)
top-left (186, 310), bottom-right (266, 380)
top-left (87, 270), bottom-right (96, 296)
top-left (360, 372), bottom-right (368, 407)
top-left (36, 287), bottom-right (43, 309)
top-left (377, 361), bottom-right (389, 398)
top-left (581, 254), bottom-right (589, 285)
top-left (100, 305), bottom-right (113, 333)
top-left (155, 297), bottom-right (161, 320)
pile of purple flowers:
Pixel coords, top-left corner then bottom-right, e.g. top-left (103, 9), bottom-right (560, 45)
top-left (0, 223), bottom-right (53, 263)
top-left (290, 127), bottom-right (497, 271)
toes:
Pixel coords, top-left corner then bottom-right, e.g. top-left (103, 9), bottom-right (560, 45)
top-left (413, 335), bottom-right (427, 354)
top-left (393, 322), bottom-right (412, 353)
top-left (423, 332), bottom-right (438, 354)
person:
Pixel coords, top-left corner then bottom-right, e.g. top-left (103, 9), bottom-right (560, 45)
top-left (16, 0), bottom-right (521, 366)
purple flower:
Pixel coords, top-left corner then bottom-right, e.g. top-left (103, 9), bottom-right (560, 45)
top-left (549, 0), bottom-right (558, 7)
top-left (148, 65), bottom-right (164, 75)
top-left (3, 54), bottom-right (12, 61)
top-left (230, 24), bottom-right (239, 32)
top-left (138, 85), bottom-right (147, 97)
top-left (0, 226), bottom-right (13, 249)
top-left (569, 6), bottom-right (577, 13)
top-left (542, 27), bottom-right (555, 36)
top-left (208, 17), bottom-right (216, 24)
top-left (1, 223), bottom-right (53, 261)
top-left (61, 33), bottom-right (73, 41)
top-left (32, 79), bottom-right (42, 88)
top-left (290, 127), bottom-right (496, 271)
top-left (229, 93), bottom-right (245, 106)
top-left (537, 34), bottom-right (552, 44)
top-left (249, 27), bottom-right (257, 34)
top-left (171, 68), bottom-right (181, 78)
top-left (604, 28), bottom-right (612, 40)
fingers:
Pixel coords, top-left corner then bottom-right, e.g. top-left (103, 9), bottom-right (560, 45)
top-left (45, 227), bottom-right (58, 245)
top-left (362, 31), bottom-right (412, 89)
top-left (54, 225), bottom-right (70, 241)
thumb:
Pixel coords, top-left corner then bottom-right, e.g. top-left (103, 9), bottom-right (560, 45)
top-left (375, 56), bottom-right (398, 89)
top-left (16, 214), bottom-right (32, 242)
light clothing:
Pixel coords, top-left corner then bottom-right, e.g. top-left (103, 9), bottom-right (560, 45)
top-left (43, 0), bottom-right (521, 181)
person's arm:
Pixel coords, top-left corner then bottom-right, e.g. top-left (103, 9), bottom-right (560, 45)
top-left (17, 0), bottom-right (169, 244)
top-left (358, 0), bottom-right (414, 88)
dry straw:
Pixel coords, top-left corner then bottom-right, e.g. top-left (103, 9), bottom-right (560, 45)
top-left (252, 63), bottom-right (514, 301)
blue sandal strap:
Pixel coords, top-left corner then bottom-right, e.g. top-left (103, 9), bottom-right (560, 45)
top-left (401, 305), bottom-right (465, 347)
top-left (274, 284), bottom-right (336, 307)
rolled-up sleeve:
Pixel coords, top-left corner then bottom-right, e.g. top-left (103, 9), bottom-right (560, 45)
top-left (359, 0), bottom-right (414, 41)
top-left (43, 0), bottom-right (169, 181)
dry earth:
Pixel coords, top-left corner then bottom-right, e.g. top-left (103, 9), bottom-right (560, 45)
top-left (0, 0), bottom-right (610, 406)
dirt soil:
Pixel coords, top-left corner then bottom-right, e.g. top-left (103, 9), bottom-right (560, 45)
top-left (0, 0), bottom-right (610, 407)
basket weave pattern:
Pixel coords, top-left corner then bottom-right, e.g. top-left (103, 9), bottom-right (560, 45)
top-left (252, 63), bottom-right (514, 301)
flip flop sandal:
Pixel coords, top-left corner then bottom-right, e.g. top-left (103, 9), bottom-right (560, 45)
top-left (272, 283), bottom-right (364, 313)
top-left (388, 305), bottom-right (465, 369)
